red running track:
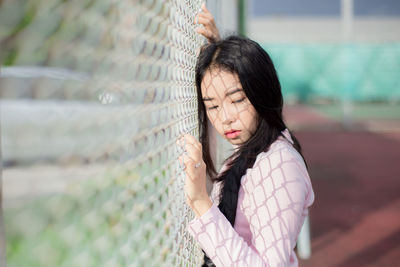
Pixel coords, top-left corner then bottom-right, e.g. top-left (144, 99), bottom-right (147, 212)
top-left (283, 105), bottom-right (400, 267)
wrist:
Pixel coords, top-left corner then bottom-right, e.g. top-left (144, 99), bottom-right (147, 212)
top-left (191, 197), bottom-right (213, 218)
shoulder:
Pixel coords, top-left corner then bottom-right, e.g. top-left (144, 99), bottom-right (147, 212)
top-left (242, 138), bottom-right (311, 195)
top-left (260, 137), bottom-right (306, 171)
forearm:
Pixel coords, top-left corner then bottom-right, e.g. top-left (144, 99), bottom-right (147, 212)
top-left (187, 203), bottom-right (269, 267)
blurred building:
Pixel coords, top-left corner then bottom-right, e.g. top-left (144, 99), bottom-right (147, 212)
top-left (244, 0), bottom-right (400, 104)
top-left (249, 0), bottom-right (400, 42)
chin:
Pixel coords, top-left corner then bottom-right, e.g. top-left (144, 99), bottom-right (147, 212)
top-left (227, 138), bottom-right (245, 145)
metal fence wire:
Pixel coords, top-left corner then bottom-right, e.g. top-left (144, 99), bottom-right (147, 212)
top-left (1, 0), bottom-right (206, 266)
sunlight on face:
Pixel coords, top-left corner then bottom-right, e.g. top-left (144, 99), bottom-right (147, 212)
top-left (201, 68), bottom-right (258, 145)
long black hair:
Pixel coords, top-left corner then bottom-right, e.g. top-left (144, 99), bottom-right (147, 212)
top-left (195, 36), bottom-right (306, 266)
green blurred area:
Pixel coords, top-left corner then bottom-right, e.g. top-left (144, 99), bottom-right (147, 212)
top-left (0, 0), bottom-right (115, 71)
top-left (311, 102), bottom-right (400, 120)
top-left (4, 166), bottom-right (169, 267)
top-left (264, 43), bottom-right (400, 103)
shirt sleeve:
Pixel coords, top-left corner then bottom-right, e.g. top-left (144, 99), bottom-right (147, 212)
top-left (186, 146), bottom-right (313, 267)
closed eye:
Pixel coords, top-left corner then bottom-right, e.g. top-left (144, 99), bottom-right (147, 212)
top-left (207, 105), bottom-right (218, 110)
top-left (233, 97), bottom-right (245, 103)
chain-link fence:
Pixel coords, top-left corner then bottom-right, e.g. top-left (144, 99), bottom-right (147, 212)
top-left (1, 0), bottom-right (207, 266)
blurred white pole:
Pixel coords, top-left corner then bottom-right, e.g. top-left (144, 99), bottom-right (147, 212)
top-left (297, 215), bottom-right (311, 259)
top-left (341, 0), bottom-right (353, 38)
top-left (207, 0), bottom-right (238, 36)
top-left (0, 109), bottom-right (6, 267)
top-left (341, 0), bottom-right (354, 128)
top-left (0, 66), bottom-right (87, 80)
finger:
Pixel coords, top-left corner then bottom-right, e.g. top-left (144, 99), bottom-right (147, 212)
top-left (176, 137), bottom-right (186, 154)
top-left (184, 139), bottom-right (199, 150)
top-left (183, 144), bottom-right (202, 163)
top-left (184, 134), bottom-right (201, 149)
top-left (181, 141), bottom-right (203, 164)
top-left (182, 153), bottom-right (196, 166)
top-left (183, 133), bottom-right (197, 143)
top-left (195, 7), bottom-right (213, 24)
top-left (178, 155), bottom-right (187, 171)
top-left (198, 8), bottom-right (215, 21)
top-left (196, 27), bottom-right (214, 40)
top-left (178, 135), bottom-right (198, 151)
top-left (197, 16), bottom-right (213, 27)
top-left (182, 155), bottom-right (201, 177)
top-left (181, 137), bottom-right (200, 155)
top-left (197, 13), bottom-right (215, 25)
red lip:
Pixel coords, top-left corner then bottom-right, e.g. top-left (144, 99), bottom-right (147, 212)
top-left (224, 130), bottom-right (241, 139)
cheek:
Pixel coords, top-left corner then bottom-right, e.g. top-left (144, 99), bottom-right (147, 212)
top-left (241, 108), bottom-right (258, 131)
top-left (206, 110), bottom-right (220, 126)
top-left (206, 110), bottom-right (215, 122)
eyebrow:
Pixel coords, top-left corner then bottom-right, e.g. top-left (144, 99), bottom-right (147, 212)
top-left (202, 88), bottom-right (243, 101)
top-left (226, 88), bottom-right (243, 96)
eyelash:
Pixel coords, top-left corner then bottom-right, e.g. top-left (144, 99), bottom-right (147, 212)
top-left (207, 98), bottom-right (245, 110)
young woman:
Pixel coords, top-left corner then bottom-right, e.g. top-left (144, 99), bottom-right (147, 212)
top-left (179, 5), bottom-right (314, 267)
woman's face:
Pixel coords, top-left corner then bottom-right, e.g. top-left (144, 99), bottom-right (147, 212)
top-left (201, 68), bottom-right (258, 145)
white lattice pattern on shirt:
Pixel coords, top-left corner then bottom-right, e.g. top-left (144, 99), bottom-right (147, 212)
top-left (1, 0), bottom-right (205, 266)
top-left (188, 140), bottom-right (314, 266)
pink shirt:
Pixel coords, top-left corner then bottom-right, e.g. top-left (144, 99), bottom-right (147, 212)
top-left (187, 129), bottom-right (315, 267)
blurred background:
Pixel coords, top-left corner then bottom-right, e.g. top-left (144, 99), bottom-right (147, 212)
top-left (245, 0), bottom-right (400, 266)
top-left (1, 0), bottom-right (399, 266)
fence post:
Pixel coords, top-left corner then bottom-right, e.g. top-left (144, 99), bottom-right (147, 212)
top-left (297, 215), bottom-right (311, 259)
top-left (0, 110), bottom-right (7, 267)
top-left (238, 0), bottom-right (246, 36)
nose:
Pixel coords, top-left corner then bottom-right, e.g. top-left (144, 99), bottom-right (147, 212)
top-left (220, 103), bottom-right (235, 125)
